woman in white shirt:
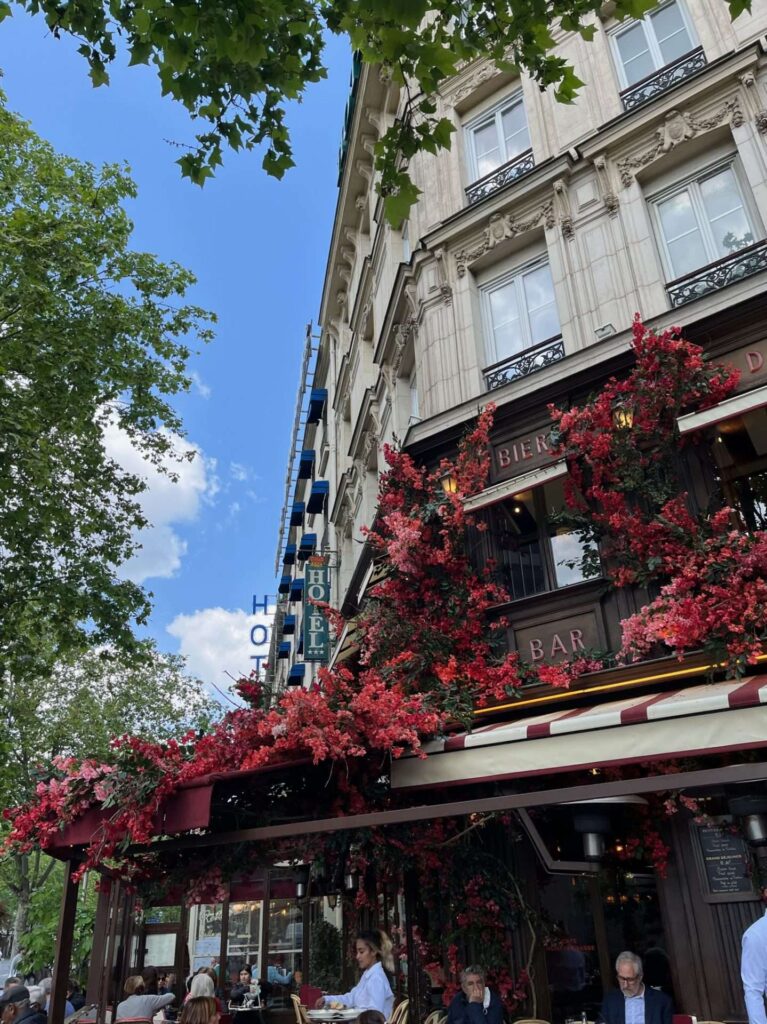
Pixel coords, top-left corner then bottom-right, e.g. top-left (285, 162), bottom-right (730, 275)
top-left (317, 929), bottom-right (395, 1019)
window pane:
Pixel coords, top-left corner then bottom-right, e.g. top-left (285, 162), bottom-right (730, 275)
top-left (544, 479), bottom-right (599, 587)
top-left (523, 264), bottom-right (560, 345)
top-left (651, 2), bottom-right (693, 64)
top-left (473, 120), bottom-right (502, 177)
top-left (487, 492), bottom-right (546, 601)
top-left (616, 23), bottom-right (655, 85)
top-left (657, 190), bottom-right (704, 277)
top-left (501, 102), bottom-right (530, 160)
top-left (699, 168), bottom-right (754, 256)
top-left (489, 280), bottom-right (521, 360)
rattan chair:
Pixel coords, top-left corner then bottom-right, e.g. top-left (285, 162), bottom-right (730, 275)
top-left (291, 994), bottom-right (311, 1024)
top-left (422, 1011), bottom-right (446, 1024)
top-left (388, 999), bottom-right (410, 1024)
top-left (513, 1018), bottom-right (552, 1024)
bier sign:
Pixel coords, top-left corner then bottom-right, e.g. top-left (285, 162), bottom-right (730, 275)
top-left (303, 555), bottom-right (330, 662)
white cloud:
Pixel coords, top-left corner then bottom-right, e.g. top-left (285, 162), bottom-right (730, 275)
top-left (167, 606), bottom-right (275, 692)
top-left (190, 371), bottom-right (212, 399)
top-left (104, 419), bottom-right (218, 583)
top-left (230, 462), bottom-right (249, 482)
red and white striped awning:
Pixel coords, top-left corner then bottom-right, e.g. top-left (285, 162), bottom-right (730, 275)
top-left (391, 676), bottom-right (767, 791)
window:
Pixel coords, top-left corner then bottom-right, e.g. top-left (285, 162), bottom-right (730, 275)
top-left (469, 479), bottom-right (599, 602)
top-left (465, 94), bottom-right (531, 182)
top-left (401, 220), bottom-right (411, 263)
top-left (652, 162), bottom-right (757, 280)
top-left (481, 259), bottom-right (560, 368)
top-left (611, 0), bottom-right (696, 89)
top-left (712, 410), bottom-right (767, 532)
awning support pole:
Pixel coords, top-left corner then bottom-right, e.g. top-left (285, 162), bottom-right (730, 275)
top-left (50, 860), bottom-right (79, 1024)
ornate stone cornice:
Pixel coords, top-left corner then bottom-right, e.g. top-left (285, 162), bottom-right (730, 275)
top-left (617, 99), bottom-right (744, 188)
top-left (454, 203), bottom-right (554, 277)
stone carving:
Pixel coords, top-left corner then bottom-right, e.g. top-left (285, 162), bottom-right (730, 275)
top-left (340, 246), bottom-right (355, 268)
top-left (364, 107), bottom-right (384, 136)
top-left (740, 71), bottom-right (756, 89)
top-left (359, 301), bottom-right (371, 339)
top-left (391, 318), bottom-right (416, 375)
top-left (361, 134), bottom-right (377, 157)
top-left (594, 156), bottom-right (620, 216)
top-left (336, 289), bottom-right (347, 314)
top-left (355, 192), bottom-right (368, 212)
top-left (553, 178), bottom-right (574, 240)
top-left (617, 99), bottom-right (744, 187)
top-left (356, 159), bottom-right (373, 184)
top-left (379, 64), bottom-right (393, 85)
top-left (756, 111), bottom-right (767, 134)
top-left (433, 247), bottom-right (453, 304)
top-left (454, 203), bottom-right (554, 277)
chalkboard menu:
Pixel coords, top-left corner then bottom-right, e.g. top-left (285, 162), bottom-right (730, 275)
top-left (695, 825), bottom-right (755, 899)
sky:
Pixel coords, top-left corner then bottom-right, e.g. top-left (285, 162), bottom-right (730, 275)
top-left (0, 12), bottom-right (351, 697)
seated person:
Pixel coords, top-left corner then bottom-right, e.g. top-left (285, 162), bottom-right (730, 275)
top-left (267, 959), bottom-right (293, 986)
top-left (357, 1013), bottom-right (385, 1024)
top-left (446, 966), bottom-right (503, 1024)
top-left (185, 973), bottom-right (223, 1014)
top-left (116, 975), bottom-right (175, 1021)
top-left (600, 952), bottom-right (672, 1024)
top-left (230, 969), bottom-right (254, 1006)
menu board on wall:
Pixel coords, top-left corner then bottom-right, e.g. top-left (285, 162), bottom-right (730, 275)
top-left (695, 825), bottom-right (755, 899)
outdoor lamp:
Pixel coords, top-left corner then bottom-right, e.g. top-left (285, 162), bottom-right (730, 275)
top-left (295, 864), bottom-right (311, 899)
top-left (612, 402), bottom-right (634, 430)
top-left (326, 894), bottom-right (339, 910)
top-left (573, 809), bottom-right (612, 861)
top-left (344, 870), bottom-right (360, 891)
top-left (729, 793), bottom-right (767, 846)
top-left (440, 473), bottom-right (458, 494)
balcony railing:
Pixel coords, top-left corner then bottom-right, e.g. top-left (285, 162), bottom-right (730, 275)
top-left (484, 336), bottom-right (565, 392)
top-left (621, 47), bottom-right (706, 111)
top-left (666, 239), bottom-right (767, 308)
top-left (465, 148), bottom-right (535, 206)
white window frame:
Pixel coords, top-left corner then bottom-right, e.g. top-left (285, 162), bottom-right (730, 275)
top-left (463, 91), bottom-right (531, 184)
top-left (649, 157), bottom-right (759, 282)
top-left (479, 255), bottom-right (561, 369)
top-left (609, 0), bottom-right (698, 91)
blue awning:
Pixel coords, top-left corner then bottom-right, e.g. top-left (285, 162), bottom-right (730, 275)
top-left (277, 574), bottom-right (291, 595)
top-left (289, 578), bottom-right (304, 602)
top-left (283, 544), bottom-right (296, 566)
top-left (278, 641), bottom-right (291, 659)
top-left (298, 450), bottom-right (315, 480)
top-left (287, 663), bottom-right (306, 686)
top-left (282, 614), bottom-right (296, 635)
top-left (297, 533), bottom-right (317, 560)
top-left (307, 480), bottom-right (329, 514)
top-left (290, 501), bottom-right (305, 527)
top-left (307, 388), bottom-right (328, 424)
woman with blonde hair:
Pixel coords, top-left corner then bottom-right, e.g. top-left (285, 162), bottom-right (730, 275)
top-left (179, 996), bottom-right (219, 1024)
top-left (317, 929), bottom-right (394, 1018)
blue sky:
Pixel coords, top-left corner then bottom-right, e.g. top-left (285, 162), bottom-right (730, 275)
top-left (1, 12), bottom-right (351, 692)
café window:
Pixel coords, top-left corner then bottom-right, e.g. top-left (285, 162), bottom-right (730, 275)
top-left (480, 258), bottom-right (561, 368)
top-left (650, 160), bottom-right (758, 281)
top-left (470, 478), bottom-right (599, 602)
top-left (711, 409), bottom-right (767, 531)
top-left (610, 0), bottom-right (696, 89)
top-left (465, 93), bottom-right (531, 183)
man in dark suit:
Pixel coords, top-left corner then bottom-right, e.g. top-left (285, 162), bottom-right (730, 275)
top-left (600, 952), bottom-right (673, 1024)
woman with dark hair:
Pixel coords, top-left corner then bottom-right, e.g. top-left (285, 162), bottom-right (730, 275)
top-left (316, 929), bottom-right (394, 1018)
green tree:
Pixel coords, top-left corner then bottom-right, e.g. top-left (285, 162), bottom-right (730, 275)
top-left (0, 0), bottom-right (750, 218)
top-left (0, 95), bottom-right (215, 682)
top-left (0, 645), bottom-right (219, 959)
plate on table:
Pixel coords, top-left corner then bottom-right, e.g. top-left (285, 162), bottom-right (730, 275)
top-left (307, 1011), bottom-right (359, 1020)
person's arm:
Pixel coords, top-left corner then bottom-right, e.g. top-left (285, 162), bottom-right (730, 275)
top-left (743, 931), bottom-right (767, 1024)
top-left (465, 1003), bottom-right (489, 1024)
top-left (150, 994), bottom-right (176, 1012)
top-left (322, 990), bottom-right (354, 1009)
top-left (659, 993), bottom-right (672, 1024)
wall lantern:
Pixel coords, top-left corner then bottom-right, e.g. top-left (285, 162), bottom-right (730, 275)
top-left (612, 402), bottom-right (634, 430)
top-left (573, 810), bottom-right (612, 861)
top-left (326, 894), bottom-right (339, 911)
top-left (440, 474), bottom-right (458, 494)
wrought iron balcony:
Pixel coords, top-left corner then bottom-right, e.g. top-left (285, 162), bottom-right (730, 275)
top-left (666, 239), bottom-right (767, 308)
top-left (465, 148), bottom-right (535, 206)
top-left (621, 47), bottom-right (706, 112)
top-left (484, 336), bottom-right (565, 392)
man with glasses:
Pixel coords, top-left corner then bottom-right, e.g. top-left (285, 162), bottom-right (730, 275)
top-left (599, 952), bottom-right (672, 1024)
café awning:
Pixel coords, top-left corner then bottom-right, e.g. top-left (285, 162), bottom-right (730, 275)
top-left (391, 675), bottom-right (767, 790)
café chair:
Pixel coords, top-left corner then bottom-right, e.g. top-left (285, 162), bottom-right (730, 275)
top-left (513, 1018), bottom-right (552, 1024)
top-left (291, 994), bottom-right (311, 1024)
top-left (672, 1015), bottom-right (697, 1024)
top-left (422, 1012), bottom-right (446, 1024)
top-left (388, 999), bottom-right (410, 1024)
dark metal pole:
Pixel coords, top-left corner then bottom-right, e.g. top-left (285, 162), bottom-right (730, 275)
top-left (86, 881), bottom-right (111, 1007)
top-left (51, 860), bottom-right (79, 1024)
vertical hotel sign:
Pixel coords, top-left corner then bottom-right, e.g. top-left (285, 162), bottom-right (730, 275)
top-left (304, 555), bottom-right (330, 661)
